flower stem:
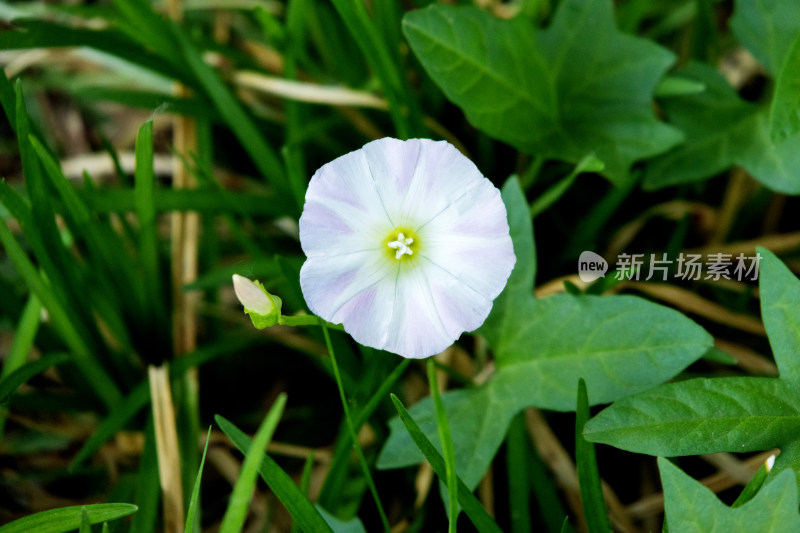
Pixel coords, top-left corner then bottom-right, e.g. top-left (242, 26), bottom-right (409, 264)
top-left (321, 325), bottom-right (391, 532)
top-left (427, 357), bottom-right (459, 533)
top-left (279, 314), bottom-right (344, 331)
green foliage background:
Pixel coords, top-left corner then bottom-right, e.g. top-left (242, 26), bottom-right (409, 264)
top-left (0, 0), bottom-right (799, 532)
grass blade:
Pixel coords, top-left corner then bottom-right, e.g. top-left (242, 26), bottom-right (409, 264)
top-left (70, 383), bottom-right (150, 471)
top-left (169, 23), bottom-right (288, 195)
top-left (184, 427), bottom-right (213, 533)
top-left (219, 393), bottom-right (287, 533)
top-left (0, 353), bottom-right (70, 405)
top-left (0, 295), bottom-right (43, 440)
top-left (130, 418), bottom-right (160, 533)
top-left (70, 338), bottom-right (258, 471)
top-left (0, 295), bottom-right (42, 382)
top-left (28, 133), bottom-right (141, 350)
top-left (529, 154), bottom-right (605, 217)
top-left (389, 394), bottom-right (502, 533)
top-left (110, 0), bottom-right (184, 70)
top-left (0, 503), bottom-right (138, 533)
top-left (215, 414), bottom-right (335, 533)
top-left (75, 188), bottom-right (293, 217)
top-left (506, 414), bottom-right (532, 533)
top-left (321, 325), bottom-right (391, 532)
top-left (134, 120), bottom-right (167, 326)
top-left (731, 460), bottom-right (771, 508)
top-left (0, 20), bottom-right (180, 81)
top-left (79, 508), bottom-right (91, 533)
top-left (290, 452), bottom-right (316, 533)
top-left (427, 358), bottom-right (459, 532)
top-left (0, 217), bottom-right (121, 409)
top-left (575, 379), bottom-right (611, 532)
top-left (329, 0), bottom-right (419, 137)
top-left (318, 357), bottom-right (411, 510)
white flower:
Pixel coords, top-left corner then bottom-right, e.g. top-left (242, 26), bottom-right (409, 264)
top-left (298, 138), bottom-right (515, 359)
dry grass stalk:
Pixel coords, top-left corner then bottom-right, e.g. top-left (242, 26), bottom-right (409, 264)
top-left (148, 364), bottom-right (185, 533)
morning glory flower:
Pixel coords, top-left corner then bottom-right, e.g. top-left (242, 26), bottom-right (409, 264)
top-left (298, 138), bottom-right (515, 359)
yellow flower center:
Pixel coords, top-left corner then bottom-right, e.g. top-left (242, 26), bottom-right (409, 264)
top-left (385, 227), bottom-right (419, 261)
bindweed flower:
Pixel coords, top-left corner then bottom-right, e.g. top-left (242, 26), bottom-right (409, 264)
top-left (232, 274), bottom-right (283, 329)
top-left (299, 138), bottom-right (515, 359)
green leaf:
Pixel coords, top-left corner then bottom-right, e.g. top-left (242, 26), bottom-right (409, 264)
top-left (215, 415), bottom-right (335, 533)
top-left (480, 177), bottom-right (536, 346)
top-left (759, 247), bottom-right (800, 383)
top-left (184, 427), bottom-right (212, 533)
top-left (403, 6), bottom-right (554, 150)
top-left (659, 457), bottom-right (800, 532)
top-left (316, 507), bottom-right (367, 533)
top-left (378, 386), bottom-right (512, 489)
top-left (490, 293), bottom-right (713, 409)
top-left (484, 183), bottom-right (713, 402)
top-left (730, 0), bottom-right (800, 75)
top-left (0, 295), bottom-right (42, 383)
top-left (219, 394), bottom-right (287, 533)
top-left (584, 377), bottom-right (800, 456)
top-left (772, 438), bottom-right (800, 488)
top-left (134, 120), bottom-right (166, 325)
top-left (575, 379), bottom-right (610, 533)
top-left (0, 353), bottom-right (70, 406)
top-left (389, 394), bottom-right (503, 533)
top-left (380, 290), bottom-right (712, 483)
top-left (403, 0), bottom-right (682, 184)
top-left (769, 32), bottom-right (800, 142)
top-left (0, 503), bottom-right (138, 533)
top-left (79, 508), bottom-right (91, 533)
top-left (643, 63), bottom-right (800, 194)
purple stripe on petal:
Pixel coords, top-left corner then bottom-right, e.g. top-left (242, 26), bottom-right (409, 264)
top-left (303, 203), bottom-right (356, 234)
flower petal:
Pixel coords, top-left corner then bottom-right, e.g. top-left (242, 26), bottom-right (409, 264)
top-left (362, 138), bottom-right (485, 228)
top-left (380, 261), bottom-right (496, 358)
top-left (299, 145), bottom-right (393, 258)
top-left (233, 274), bottom-right (276, 315)
top-left (419, 178), bottom-right (515, 300)
top-left (300, 251), bottom-right (396, 350)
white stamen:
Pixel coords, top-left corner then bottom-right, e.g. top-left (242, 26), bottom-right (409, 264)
top-left (388, 233), bottom-right (414, 259)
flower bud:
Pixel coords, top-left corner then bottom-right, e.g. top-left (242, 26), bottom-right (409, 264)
top-left (232, 274), bottom-right (282, 329)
